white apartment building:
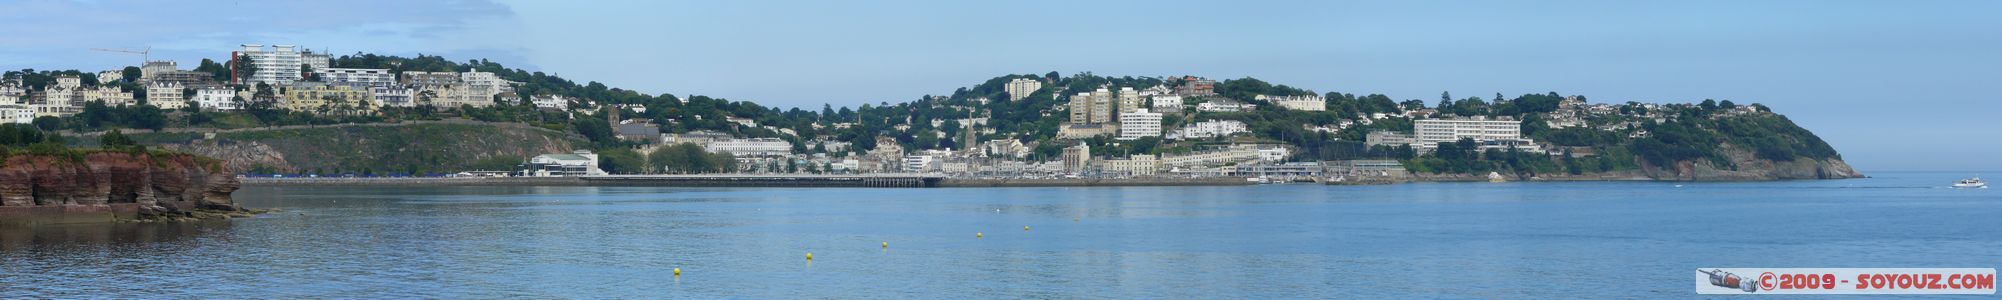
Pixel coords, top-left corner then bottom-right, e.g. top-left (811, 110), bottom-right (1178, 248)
top-left (1178, 120), bottom-right (1248, 139)
top-left (401, 71), bottom-right (461, 86)
top-left (372, 86), bottom-right (415, 107)
top-left (234, 44), bottom-right (305, 85)
top-left (1197, 100), bottom-right (1255, 112)
top-left (1151, 95), bottom-right (1184, 111)
top-left (902, 155), bottom-right (935, 172)
top-left (1258, 94), bottom-right (1326, 111)
top-left (1414, 116), bottom-right (1522, 146)
top-left (318, 68), bottom-right (395, 87)
top-left (1365, 131), bottom-right (1422, 148)
top-left (457, 71), bottom-right (507, 106)
top-left (531, 95), bottom-right (571, 110)
top-left (706, 138), bottom-right (792, 156)
top-left (192, 86), bottom-right (238, 110)
top-left (1118, 108), bottom-right (1162, 140)
top-left (301, 49), bottom-right (331, 72)
top-left (0, 105), bottom-right (33, 124)
top-left (1004, 78), bottom-right (1042, 101)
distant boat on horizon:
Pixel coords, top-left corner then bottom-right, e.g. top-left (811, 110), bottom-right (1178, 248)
top-left (1952, 176), bottom-right (1986, 189)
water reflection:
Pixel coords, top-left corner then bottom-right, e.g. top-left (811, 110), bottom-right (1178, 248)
top-left (0, 219), bottom-right (233, 251)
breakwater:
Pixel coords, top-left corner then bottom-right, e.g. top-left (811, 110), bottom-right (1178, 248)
top-left (243, 175), bottom-right (1261, 188)
top-left (939, 177), bottom-right (1255, 187)
top-left (244, 174), bottom-right (945, 188)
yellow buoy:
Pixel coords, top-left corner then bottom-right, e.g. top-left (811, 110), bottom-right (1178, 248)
top-left (882, 241), bottom-right (888, 248)
top-left (806, 252), bottom-right (813, 260)
top-left (673, 268), bottom-right (681, 276)
top-left (976, 232), bottom-right (983, 238)
top-left (1024, 225), bottom-right (1031, 231)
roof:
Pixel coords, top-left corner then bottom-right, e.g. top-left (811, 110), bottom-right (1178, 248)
top-left (616, 123), bottom-right (661, 136)
top-left (540, 154), bottom-right (590, 161)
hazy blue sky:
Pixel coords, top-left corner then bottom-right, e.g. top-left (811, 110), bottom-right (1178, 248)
top-left (1, 0), bottom-right (1997, 171)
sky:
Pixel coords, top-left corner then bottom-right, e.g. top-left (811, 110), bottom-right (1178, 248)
top-left (1, 0), bottom-right (1997, 172)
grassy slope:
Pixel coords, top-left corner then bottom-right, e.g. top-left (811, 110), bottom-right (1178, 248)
top-left (134, 123), bottom-right (586, 175)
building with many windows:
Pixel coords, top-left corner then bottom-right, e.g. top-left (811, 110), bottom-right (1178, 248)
top-left (706, 138), bottom-right (793, 157)
top-left (1068, 88), bottom-right (1114, 124)
top-left (283, 83), bottom-right (375, 114)
top-left (317, 68), bottom-right (395, 87)
top-left (1414, 116), bottom-right (1523, 146)
top-left (1004, 78), bottom-right (1042, 101)
top-left (1175, 120), bottom-right (1249, 140)
top-left (1117, 108), bottom-right (1162, 140)
top-left (531, 95), bottom-right (571, 110)
top-left (1117, 87), bottom-right (1144, 114)
top-left (1062, 144), bottom-right (1091, 173)
top-left (372, 86), bottom-right (414, 107)
top-left (1102, 154), bottom-right (1159, 176)
top-left (233, 44), bottom-right (306, 85)
top-left (192, 86), bottom-right (238, 110)
top-left (145, 82), bottom-right (187, 109)
top-left (1258, 94), bottom-right (1326, 111)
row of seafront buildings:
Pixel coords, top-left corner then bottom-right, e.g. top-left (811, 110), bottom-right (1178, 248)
top-left (0, 44), bottom-right (576, 124)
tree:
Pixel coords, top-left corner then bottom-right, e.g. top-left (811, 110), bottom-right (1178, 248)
top-left (232, 56), bottom-right (258, 84)
top-left (99, 129), bottom-right (135, 147)
top-left (596, 148), bottom-right (644, 174)
top-left (120, 66), bottom-right (141, 83)
top-left (31, 116), bottom-right (61, 131)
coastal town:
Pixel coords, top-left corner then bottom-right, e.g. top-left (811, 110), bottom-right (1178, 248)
top-left (4, 43), bottom-right (1834, 185)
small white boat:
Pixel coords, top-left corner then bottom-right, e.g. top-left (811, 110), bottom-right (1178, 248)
top-left (1952, 177), bottom-right (1986, 189)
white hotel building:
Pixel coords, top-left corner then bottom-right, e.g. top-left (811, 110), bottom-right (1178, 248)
top-left (1117, 108), bottom-right (1162, 140)
top-left (1414, 116), bottom-right (1523, 146)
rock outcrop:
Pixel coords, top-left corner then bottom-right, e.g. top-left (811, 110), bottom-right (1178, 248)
top-left (0, 151), bottom-right (244, 226)
top-left (1638, 144), bottom-right (1864, 181)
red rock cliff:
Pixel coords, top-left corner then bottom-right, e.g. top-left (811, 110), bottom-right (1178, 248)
top-left (0, 151), bottom-right (242, 226)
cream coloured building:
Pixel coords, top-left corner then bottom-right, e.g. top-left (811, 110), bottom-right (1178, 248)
top-left (284, 84), bottom-right (375, 114)
top-left (1068, 88), bottom-right (1114, 124)
top-left (1004, 78), bottom-right (1042, 101)
top-left (1102, 154), bottom-right (1159, 176)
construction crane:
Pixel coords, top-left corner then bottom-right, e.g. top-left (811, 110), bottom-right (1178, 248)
top-left (91, 46), bottom-right (151, 64)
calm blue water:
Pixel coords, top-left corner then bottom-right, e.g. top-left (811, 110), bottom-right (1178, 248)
top-left (2, 172), bottom-right (1997, 298)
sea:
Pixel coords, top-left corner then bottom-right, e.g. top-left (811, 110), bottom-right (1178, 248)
top-left (1, 172), bottom-right (1995, 298)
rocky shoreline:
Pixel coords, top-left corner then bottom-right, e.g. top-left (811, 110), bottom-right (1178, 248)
top-left (0, 151), bottom-right (255, 226)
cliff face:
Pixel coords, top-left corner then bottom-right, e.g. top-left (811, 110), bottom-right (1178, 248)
top-left (0, 152), bottom-right (242, 226)
top-left (1639, 144), bottom-right (1864, 181)
top-left (155, 123), bottom-right (582, 174)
